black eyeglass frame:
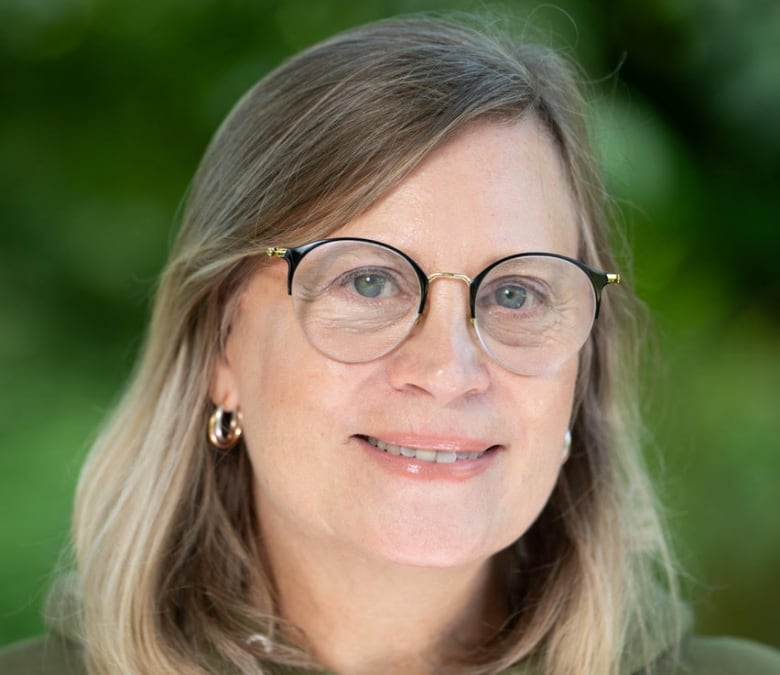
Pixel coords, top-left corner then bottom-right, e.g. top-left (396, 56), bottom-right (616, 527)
top-left (266, 237), bottom-right (621, 320)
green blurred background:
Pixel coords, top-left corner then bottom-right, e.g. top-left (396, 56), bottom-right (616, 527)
top-left (1, 0), bottom-right (778, 650)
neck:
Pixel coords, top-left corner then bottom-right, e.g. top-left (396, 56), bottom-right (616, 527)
top-left (264, 532), bottom-right (510, 675)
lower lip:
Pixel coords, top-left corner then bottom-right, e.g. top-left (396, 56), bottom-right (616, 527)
top-left (354, 436), bottom-right (499, 482)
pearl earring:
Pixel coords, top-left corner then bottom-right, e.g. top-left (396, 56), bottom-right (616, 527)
top-left (562, 430), bottom-right (572, 462)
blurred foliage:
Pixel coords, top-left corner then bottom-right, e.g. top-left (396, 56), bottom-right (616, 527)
top-left (1, 0), bottom-right (778, 650)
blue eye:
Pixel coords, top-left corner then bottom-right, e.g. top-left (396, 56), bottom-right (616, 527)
top-left (353, 274), bottom-right (388, 298)
top-left (494, 284), bottom-right (528, 309)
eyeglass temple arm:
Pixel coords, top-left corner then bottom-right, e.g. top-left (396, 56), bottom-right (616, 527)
top-left (592, 272), bottom-right (621, 318)
top-left (266, 247), bottom-right (299, 294)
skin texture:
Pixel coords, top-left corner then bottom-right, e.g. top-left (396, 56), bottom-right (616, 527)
top-left (212, 120), bottom-right (580, 673)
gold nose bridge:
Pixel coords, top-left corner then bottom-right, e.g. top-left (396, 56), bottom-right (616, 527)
top-left (422, 272), bottom-right (476, 325)
top-left (427, 271), bottom-right (473, 286)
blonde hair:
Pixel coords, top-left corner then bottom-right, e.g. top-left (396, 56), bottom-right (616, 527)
top-left (64, 15), bottom-right (681, 674)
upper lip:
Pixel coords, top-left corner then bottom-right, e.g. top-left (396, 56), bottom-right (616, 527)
top-left (356, 433), bottom-right (499, 453)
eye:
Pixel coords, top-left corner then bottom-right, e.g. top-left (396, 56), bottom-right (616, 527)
top-left (336, 267), bottom-right (406, 300)
top-left (494, 284), bottom-right (528, 309)
top-left (353, 273), bottom-right (390, 298)
top-left (476, 275), bottom-right (549, 314)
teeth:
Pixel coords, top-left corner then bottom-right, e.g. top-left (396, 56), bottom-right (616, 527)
top-left (364, 437), bottom-right (486, 463)
top-left (415, 449), bottom-right (437, 462)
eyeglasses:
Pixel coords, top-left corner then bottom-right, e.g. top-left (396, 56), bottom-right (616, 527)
top-left (266, 237), bottom-right (621, 376)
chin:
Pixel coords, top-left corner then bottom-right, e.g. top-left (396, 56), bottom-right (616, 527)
top-left (366, 528), bottom-right (503, 570)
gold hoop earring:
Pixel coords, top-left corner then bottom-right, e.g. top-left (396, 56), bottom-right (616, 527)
top-left (208, 406), bottom-right (243, 450)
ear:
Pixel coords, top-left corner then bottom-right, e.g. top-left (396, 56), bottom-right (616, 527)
top-left (210, 351), bottom-right (241, 410)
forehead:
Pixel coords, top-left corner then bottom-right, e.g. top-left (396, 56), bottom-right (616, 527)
top-left (333, 119), bottom-right (579, 270)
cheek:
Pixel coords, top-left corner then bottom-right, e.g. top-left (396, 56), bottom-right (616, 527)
top-left (237, 358), bottom-right (330, 527)
top-left (237, 329), bottom-right (324, 452)
top-left (494, 362), bottom-right (577, 524)
top-left (509, 359), bottom-right (578, 434)
top-left (232, 313), bottom-right (362, 506)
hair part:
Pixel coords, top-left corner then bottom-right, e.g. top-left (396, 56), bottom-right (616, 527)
top-left (64, 14), bottom-right (682, 674)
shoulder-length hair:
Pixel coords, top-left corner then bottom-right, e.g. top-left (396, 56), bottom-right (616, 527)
top-left (64, 15), bottom-right (681, 674)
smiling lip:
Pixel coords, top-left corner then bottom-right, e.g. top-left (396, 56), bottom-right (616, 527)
top-left (355, 434), bottom-right (499, 481)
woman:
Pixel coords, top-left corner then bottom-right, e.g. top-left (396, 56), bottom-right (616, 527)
top-left (1, 15), bottom-right (777, 675)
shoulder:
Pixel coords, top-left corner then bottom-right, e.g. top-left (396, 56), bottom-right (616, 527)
top-left (0, 635), bottom-right (86, 675)
top-left (495, 636), bottom-right (780, 675)
top-left (646, 635), bottom-right (780, 675)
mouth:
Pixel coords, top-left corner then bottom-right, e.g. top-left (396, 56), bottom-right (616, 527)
top-left (358, 435), bottom-right (494, 464)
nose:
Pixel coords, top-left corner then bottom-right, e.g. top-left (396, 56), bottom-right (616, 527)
top-left (386, 276), bottom-right (491, 402)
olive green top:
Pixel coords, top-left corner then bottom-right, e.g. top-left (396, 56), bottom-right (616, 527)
top-left (1, 632), bottom-right (778, 674)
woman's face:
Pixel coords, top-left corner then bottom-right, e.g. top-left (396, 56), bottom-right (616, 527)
top-left (213, 120), bottom-right (580, 568)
